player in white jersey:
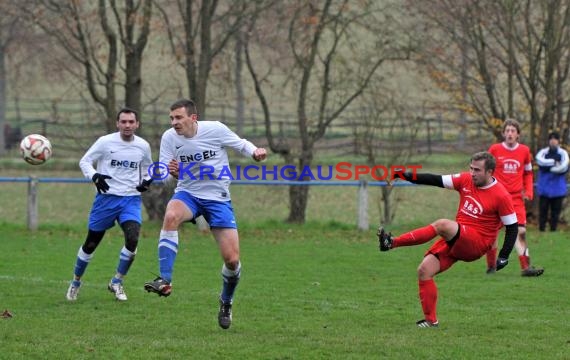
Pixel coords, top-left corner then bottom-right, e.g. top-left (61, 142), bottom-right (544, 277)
top-left (144, 99), bottom-right (267, 330)
top-left (66, 108), bottom-right (153, 302)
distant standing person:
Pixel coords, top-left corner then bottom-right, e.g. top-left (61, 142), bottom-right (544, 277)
top-left (535, 132), bottom-right (569, 232)
top-left (66, 107), bottom-right (153, 301)
top-left (485, 118), bottom-right (544, 276)
top-left (144, 99), bottom-right (267, 330)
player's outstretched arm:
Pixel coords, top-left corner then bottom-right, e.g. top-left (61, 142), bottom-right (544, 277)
top-left (402, 172), bottom-right (444, 188)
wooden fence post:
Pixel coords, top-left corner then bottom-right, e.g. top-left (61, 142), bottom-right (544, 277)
top-left (27, 176), bottom-right (38, 231)
top-left (357, 180), bottom-right (369, 231)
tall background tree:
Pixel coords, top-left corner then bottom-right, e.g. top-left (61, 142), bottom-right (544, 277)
top-left (24, 0), bottom-right (153, 130)
top-left (0, 10), bottom-right (16, 154)
top-left (0, 0), bottom-right (31, 154)
top-left (154, 0), bottom-right (253, 119)
top-left (355, 89), bottom-right (422, 225)
top-left (410, 0), bottom-right (570, 153)
top-left (245, 0), bottom-right (412, 223)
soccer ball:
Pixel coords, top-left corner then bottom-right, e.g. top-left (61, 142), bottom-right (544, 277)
top-left (20, 134), bottom-right (53, 165)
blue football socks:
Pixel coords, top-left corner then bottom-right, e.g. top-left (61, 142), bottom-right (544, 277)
top-left (158, 230), bottom-right (179, 283)
top-left (117, 246), bottom-right (136, 276)
top-left (221, 262), bottom-right (241, 304)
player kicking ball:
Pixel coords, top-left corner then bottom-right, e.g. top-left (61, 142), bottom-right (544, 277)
top-left (377, 151), bottom-right (517, 327)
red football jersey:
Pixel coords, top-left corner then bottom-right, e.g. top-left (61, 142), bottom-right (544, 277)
top-left (488, 142), bottom-right (534, 198)
top-left (442, 172), bottom-right (517, 240)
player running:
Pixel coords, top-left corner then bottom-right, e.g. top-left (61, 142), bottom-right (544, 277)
top-left (144, 99), bottom-right (267, 329)
top-left (66, 107), bottom-right (153, 301)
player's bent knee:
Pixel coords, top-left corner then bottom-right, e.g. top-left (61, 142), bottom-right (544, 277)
top-left (417, 255), bottom-right (439, 279)
top-left (83, 229), bottom-right (105, 253)
top-left (431, 219), bottom-right (453, 234)
top-left (121, 221), bottom-right (140, 249)
top-left (163, 210), bottom-right (185, 228)
top-left (432, 219), bottom-right (461, 240)
top-left (417, 265), bottom-right (429, 279)
top-left (224, 259), bottom-right (240, 270)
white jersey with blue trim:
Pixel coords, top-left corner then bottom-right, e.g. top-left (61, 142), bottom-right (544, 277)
top-left (79, 132), bottom-right (153, 196)
top-left (160, 121), bottom-right (257, 201)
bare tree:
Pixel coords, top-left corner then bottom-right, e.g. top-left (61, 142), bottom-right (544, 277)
top-left (23, 0), bottom-right (153, 130)
top-left (245, 0), bottom-right (412, 223)
top-left (492, 1), bottom-right (570, 150)
top-left (0, 0), bottom-right (31, 154)
top-left (411, 0), bottom-right (570, 152)
top-left (355, 90), bottom-right (421, 225)
top-left (234, 29), bottom-right (246, 136)
top-left (154, 0), bottom-right (255, 118)
top-left (0, 9), bottom-right (17, 154)
top-left (121, 0), bottom-right (153, 115)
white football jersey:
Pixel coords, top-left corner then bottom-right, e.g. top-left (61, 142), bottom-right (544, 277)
top-left (160, 121), bottom-right (257, 201)
top-left (80, 132), bottom-right (153, 196)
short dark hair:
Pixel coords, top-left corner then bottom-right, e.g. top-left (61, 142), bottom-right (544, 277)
top-left (471, 151), bottom-right (496, 172)
top-left (170, 99), bottom-right (198, 117)
top-left (117, 107), bottom-right (139, 121)
top-left (548, 131), bottom-right (560, 141)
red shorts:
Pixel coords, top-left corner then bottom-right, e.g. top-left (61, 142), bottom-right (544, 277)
top-left (425, 224), bottom-right (493, 273)
top-left (510, 193), bottom-right (526, 225)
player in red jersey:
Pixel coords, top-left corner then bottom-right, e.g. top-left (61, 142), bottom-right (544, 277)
top-left (377, 151), bottom-right (518, 328)
top-left (486, 118), bottom-right (544, 276)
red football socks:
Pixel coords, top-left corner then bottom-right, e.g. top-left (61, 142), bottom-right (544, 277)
top-left (394, 225), bottom-right (437, 248)
top-left (419, 279), bottom-right (438, 323)
top-left (519, 254), bottom-right (530, 270)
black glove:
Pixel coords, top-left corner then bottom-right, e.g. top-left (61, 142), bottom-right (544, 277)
top-left (136, 178), bottom-right (153, 192)
top-left (496, 257), bottom-right (509, 271)
top-left (92, 173), bottom-right (112, 194)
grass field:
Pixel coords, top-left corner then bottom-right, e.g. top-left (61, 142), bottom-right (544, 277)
top-left (0, 221), bottom-right (566, 359)
top-left (1, 155), bottom-right (569, 359)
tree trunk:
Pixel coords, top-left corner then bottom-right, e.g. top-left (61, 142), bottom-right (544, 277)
top-left (0, 42), bottom-right (6, 154)
top-left (183, 0), bottom-right (214, 119)
top-left (104, 98), bottom-right (117, 132)
top-left (287, 184), bottom-right (309, 223)
top-left (123, 0), bottom-right (151, 117)
top-left (458, 42), bottom-right (467, 150)
top-left (381, 186), bottom-right (393, 225)
top-left (234, 31), bottom-right (245, 136)
top-left (287, 154), bottom-right (313, 223)
top-left (125, 51), bottom-right (143, 115)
